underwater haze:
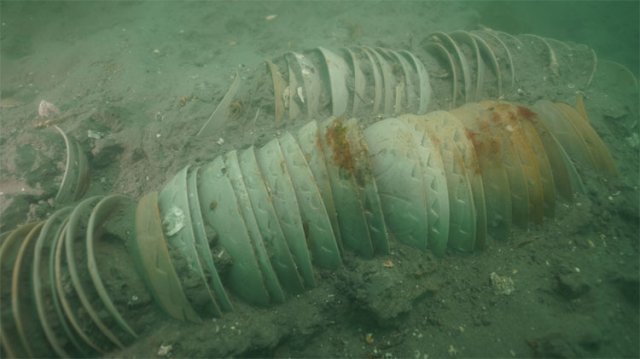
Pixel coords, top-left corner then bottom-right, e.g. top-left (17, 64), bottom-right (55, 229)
top-left (0, 1), bottom-right (638, 358)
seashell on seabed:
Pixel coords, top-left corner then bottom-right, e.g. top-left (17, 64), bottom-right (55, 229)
top-left (37, 99), bottom-right (61, 118)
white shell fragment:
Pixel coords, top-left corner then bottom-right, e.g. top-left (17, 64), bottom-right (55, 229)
top-left (162, 206), bottom-right (185, 236)
top-left (157, 344), bottom-right (173, 357)
top-left (87, 129), bottom-right (105, 139)
top-left (490, 272), bottom-right (515, 295)
top-left (38, 99), bottom-right (60, 118)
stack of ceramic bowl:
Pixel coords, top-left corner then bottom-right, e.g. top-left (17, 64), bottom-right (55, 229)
top-left (198, 45), bottom-right (435, 137)
top-left (198, 31), bottom-right (601, 137)
top-left (0, 195), bottom-right (154, 357)
top-left (138, 99), bottom-right (617, 323)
